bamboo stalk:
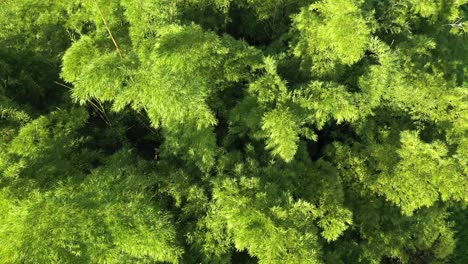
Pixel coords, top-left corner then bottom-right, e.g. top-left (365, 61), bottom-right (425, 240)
top-left (93, 0), bottom-right (124, 59)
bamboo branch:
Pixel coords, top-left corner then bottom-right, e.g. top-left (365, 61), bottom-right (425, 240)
top-left (93, 0), bottom-right (124, 59)
top-left (54, 81), bottom-right (111, 126)
top-left (54, 81), bottom-right (73, 91)
top-left (88, 99), bottom-right (112, 126)
top-left (90, 98), bottom-right (112, 126)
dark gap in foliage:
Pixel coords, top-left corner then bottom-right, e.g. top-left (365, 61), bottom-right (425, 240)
top-left (419, 121), bottom-right (446, 143)
top-left (124, 111), bottom-right (162, 161)
top-left (339, 53), bottom-right (379, 93)
top-left (211, 83), bottom-right (248, 148)
top-left (231, 249), bottom-right (259, 264)
top-left (214, 110), bottom-right (229, 148)
top-left (276, 56), bottom-right (310, 85)
top-left (381, 256), bottom-right (404, 264)
top-left (225, 4), bottom-right (291, 48)
top-left (0, 49), bottom-right (66, 113)
top-left (308, 122), bottom-right (355, 161)
top-left (179, 2), bottom-right (228, 34)
top-left (77, 105), bottom-right (123, 167)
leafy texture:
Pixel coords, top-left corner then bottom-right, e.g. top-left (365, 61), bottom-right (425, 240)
top-left (0, 0), bottom-right (467, 263)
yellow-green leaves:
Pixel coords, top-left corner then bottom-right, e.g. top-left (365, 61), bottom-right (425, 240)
top-left (380, 131), bottom-right (467, 215)
top-left (3, 0), bottom-right (468, 262)
top-left (408, 0), bottom-right (467, 21)
top-left (62, 36), bottom-right (133, 106)
top-left (293, 81), bottom-right (360, 128)
top-left (0, 151), bottom-right (183, 263)
top-left (0, 108), bottom-right (88, 179)
top-left (293, 0), bottom-right (371, 76)
top-left (317, 206), bottom-right (353, 241)
top-left (134, 24), bottom-right (225, 129)
top-left (249, 57), bottom-right (288, 104)
top-left (121, 0), bottom-right (180, 55)
top-left (262, 108), bottom-right (300, 162)
top-left (208, 177), bottom-right (322, 263)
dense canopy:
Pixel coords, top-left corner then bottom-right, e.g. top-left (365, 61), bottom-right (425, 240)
top-left (0, 0), bottom-right (467, 263)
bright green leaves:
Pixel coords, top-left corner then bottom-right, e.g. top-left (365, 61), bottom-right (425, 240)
top-left (0, 151), bottom-right (183, 263)
top-left (262, 108), bottom-right (300, 162)
top-left (334, 129), bottom-right (467, 216)
top-left (249, 57), bottom-right (288, 105)
top-left (134, 24), bottom-right (225, 129)
top-left (76, 152), bottom-right (183, 263)
top-left (248, 57), bottom-right (301, 161)
top-left (61, 22), bottom-right (262, 170)
top-left (297, 159), bottom-right (353, 242)
top-left (196, 153), bottom-right (354, 262)
top-left (408, 0), bottom-right (467, 21)
top-left (356, 37), bottom-right (396, 110)
top-left (409, 0), bottom-right (441, 18)
top-left (451, 207), bottom-right (468, 263)
top-left (293, 0), bottom-right (371, 76)
top-left (207, 177), bottom-right (322, 263)
top-left (135, 24), bottom-right (258, 129)
top-left (121, 0), bottom-right (180, 55)
top-left (317, 205), bottom-right (352, 242)
top-left (293, 81), bottom-right (360, 129)
top-left (7, 108), bottom-right (87, 157)
top-left (379, 131), bottom-right (467, 215)
top-left (0, 106), bottom-right (30, 129)
top-left (0, 97), bottom-right (31, 134)
top-left (2, 0), bottom-right (468, 263)
top-left (61, 36), bottom-right (99, 83)
top-left (61, 36), bottom-right (134, 106)
top-left (0, 0), bottom-right (71, 112)
top-left (0, 108), bottom-right (88, 180)
top-left (250, 57), bottom-right (373, 161)
top-left (130, 25), bottom-right (259, 169)
top-left (62, 22), bottom-right (262, 170)
top-left (161, 123), bottom-right (218, 172)
top-left (62, 25), bottom-right (221, 129)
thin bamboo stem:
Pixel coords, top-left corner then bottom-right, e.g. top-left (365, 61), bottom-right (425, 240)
top-left (93, 0), bottom-right (124, 59)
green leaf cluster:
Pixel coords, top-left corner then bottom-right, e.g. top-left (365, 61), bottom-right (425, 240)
top-left (1, 0), bottom-right (467, 263)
